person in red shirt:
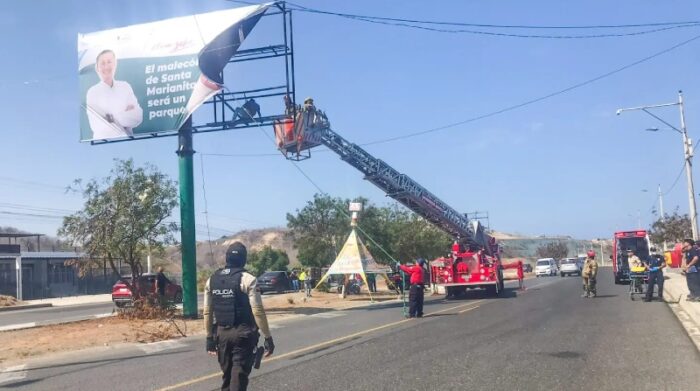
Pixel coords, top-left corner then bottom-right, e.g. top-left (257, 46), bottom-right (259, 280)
top-left (398, 258), bottom-right (426, 318)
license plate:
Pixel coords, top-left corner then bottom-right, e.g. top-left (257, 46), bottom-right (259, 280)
top-left (119, 288), bottom-right (128, 292)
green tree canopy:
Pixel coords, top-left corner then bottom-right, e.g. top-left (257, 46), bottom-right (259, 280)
top-left (287, 194), bottom-right (452, 267)
top-left (59, 159), bottom-right (178, 297)
top-left (247, 246), bottom-right (290, 276)
top-left (649, 210), bottom-right (692, 245)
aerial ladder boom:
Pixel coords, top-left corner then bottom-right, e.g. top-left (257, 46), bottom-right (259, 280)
top-left (273, 101), bottom-right (496, 256)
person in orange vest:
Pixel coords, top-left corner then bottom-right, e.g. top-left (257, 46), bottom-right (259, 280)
top-left (397, 259), bottom-right (426, 318)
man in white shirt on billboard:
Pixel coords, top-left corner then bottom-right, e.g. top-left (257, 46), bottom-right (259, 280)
top-left (86, 49), bottom-right (143, 140)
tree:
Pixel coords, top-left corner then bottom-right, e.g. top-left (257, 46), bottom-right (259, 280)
top-left (378, 205), bottom-right (451, 263)
top-left (649, 210), bottom-right (692, 245)
top-left (536, 241), bottom-right (568, 259)
top-left (59, 159), bottom-right (178, 298)
top-left (287, 193), bottom-right (453, 267)
top-left (286, 194), bottom-right (357, 268)
top-left (247, 246), bottom-right (290, 276)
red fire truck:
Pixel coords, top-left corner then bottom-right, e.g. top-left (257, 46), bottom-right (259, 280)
top-left (612, 230), bottom-right (651, 284)
top-left (430, 236), bottom-right (505, 297)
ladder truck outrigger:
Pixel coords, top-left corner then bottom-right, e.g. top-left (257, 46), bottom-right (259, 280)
top-left (272, 98), bottom-right (506, 297)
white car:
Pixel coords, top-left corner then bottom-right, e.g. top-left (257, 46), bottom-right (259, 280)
top-left (535, 258), bottom-right (558, 277)
top-left (560, 258), bottom-right (581, 277)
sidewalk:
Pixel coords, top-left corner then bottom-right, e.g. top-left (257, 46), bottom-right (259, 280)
top-left (663, 269), bottom-right (700, 349)
top-left (24, 294), bottom-right (112, 307)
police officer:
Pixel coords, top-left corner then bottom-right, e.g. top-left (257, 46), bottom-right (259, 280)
top-left (643, 247), bottom-right (666, 302)
top-left (581, 250), bottom-right (598, 298)
top-left (204, 242), bottom-right (275, 391)
top-left (398, 258), bottom-right (426, 318)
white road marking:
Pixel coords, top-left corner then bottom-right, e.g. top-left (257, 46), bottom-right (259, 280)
top-left (138, 340), bottom-right (187, 354)
top-left (0, 364), bottom-right (27, 385)
top-left (93, 313), bottom-right (113, 319)
top-left (0, 322), bottom-right (36, 332)
top-left (310, 312), bottom-right (347, 319)
top-left (269, 324), bottom-right (284, 330)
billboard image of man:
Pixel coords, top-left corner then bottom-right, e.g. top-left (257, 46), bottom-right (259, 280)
top-left (85, 49), bottom-right (143, 139)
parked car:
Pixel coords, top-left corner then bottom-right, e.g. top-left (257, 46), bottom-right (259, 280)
top-left (256, 271), bottom-right (291, 294)
top-left (535, 258), bottom-right (558, 277)
top-left (111, 273), bottom-right (183, 308)
top-left (560, 258), bottom-right (582, 277)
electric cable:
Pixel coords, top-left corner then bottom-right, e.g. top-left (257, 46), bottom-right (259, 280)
top-left (199, 154), bottom-right (216, 264)
top-left (201, 31), bottom-right (700, 155)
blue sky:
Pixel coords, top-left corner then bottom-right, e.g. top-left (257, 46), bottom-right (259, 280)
top-left (2, 0), bottom-right (700, 241)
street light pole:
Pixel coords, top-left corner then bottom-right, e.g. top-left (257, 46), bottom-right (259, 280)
top-left (679, 91), bottom-right (699, 240)
top-left (617, 91), bottom-right (699, 240)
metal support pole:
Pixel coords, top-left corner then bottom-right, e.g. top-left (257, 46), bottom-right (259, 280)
top-left (15, 256), bottom-right (22, 301)
top-left (679, 91), bottom-right (699, 240)
top-left (177, 117), bottom-right (198, 318)
top-left (658, 184), bottom-right (667, 251)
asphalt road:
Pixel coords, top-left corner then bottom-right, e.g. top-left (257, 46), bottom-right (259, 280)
top-left (2, 269), bottom-right (699, 390)
top-left (0, 302), bottom-right (115, 328)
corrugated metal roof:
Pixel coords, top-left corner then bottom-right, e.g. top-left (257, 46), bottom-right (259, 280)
top-left (0, 251), bottom-right (83, 260)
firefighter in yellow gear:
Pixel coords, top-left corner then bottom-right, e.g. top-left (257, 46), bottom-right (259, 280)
top-left (581, 250), bottom-right (599, 298)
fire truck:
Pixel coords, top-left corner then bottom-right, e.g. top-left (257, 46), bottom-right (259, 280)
top-left (273, 100), bottom-right (505, 297)
top-left (612, 230), bottom-right (651, 284)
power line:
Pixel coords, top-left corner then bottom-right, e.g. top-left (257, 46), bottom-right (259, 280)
top-left (200, 31), bottom-right (700, 155)
top-left (285, 2), bottom-right (698, 30)
top-left (279, 2), bottom-right (700, 39)
top-left (361, 33), bottom-right (700, 146)
top-left (233, 1), bottom-right (699, 30)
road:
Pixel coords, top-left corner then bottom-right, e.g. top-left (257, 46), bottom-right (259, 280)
top-left (1, 269), bottom-right (699, 390)
top-left (0, 294), bottom-right (204, 330)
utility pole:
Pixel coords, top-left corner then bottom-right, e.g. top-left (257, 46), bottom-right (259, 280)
top-left (617, 90), bottom-right (698, 240)
top-left (679, 91), bottom-right (699, 240)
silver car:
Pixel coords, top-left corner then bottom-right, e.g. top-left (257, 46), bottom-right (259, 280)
top-left (560, 258), bottom-right (581, 277)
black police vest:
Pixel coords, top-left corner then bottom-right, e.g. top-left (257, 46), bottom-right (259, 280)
top-left (210, 268), bottom-right (254, 327)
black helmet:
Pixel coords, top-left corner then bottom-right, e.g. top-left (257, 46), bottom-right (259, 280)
top-left (225, 242), bottom-right (247, 267)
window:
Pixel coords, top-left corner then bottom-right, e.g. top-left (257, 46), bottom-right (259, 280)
top-left (48, 262), bottom-right (75, 285)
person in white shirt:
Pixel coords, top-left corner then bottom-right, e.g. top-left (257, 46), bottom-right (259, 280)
top-left (86, 50), bottom-right (143, 139)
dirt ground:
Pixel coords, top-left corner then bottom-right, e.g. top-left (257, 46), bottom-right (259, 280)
top-left (0, 289), bottom-right (398, 365)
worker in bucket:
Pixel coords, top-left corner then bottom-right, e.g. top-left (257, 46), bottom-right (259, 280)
top-left (581, 250), bottom-right (599, 298)
top-left (397, 258), bottom-right (426, 318)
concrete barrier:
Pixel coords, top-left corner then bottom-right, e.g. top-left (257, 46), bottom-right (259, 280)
top-left (663, 270), bottom-right (700, 327)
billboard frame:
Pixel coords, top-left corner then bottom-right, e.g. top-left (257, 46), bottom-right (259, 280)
top-left (89, 2), bottom-right (296, 145)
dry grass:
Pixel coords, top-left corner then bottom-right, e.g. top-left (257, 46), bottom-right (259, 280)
top-left (0, 286), bottom-right (399, 365)
top-left (0, 295), bottom-right (20, 307)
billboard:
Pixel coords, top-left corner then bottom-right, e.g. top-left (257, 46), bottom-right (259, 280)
top-left (78, 3), bottom-right (270, 142)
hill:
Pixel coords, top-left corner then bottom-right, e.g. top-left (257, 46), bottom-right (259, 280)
top-left (163, 227), bottom-right (298, 271)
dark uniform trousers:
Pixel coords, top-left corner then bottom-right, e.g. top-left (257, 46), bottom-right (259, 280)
top-left (217, 324), bottom-right (259, 391)
top-left (646, 270), bottom-right (664, 300)
top-left (408, 284), bottom-right (424, 317)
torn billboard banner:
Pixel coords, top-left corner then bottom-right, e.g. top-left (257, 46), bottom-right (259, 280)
top-left (78, 3), bottom-right (270, 142)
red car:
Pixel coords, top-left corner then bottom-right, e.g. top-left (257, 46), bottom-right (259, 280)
top-left (111, 273), bottom-right (183, 308)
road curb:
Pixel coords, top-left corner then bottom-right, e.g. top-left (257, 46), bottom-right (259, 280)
top-left (0, 303), bottom-right (52, 312)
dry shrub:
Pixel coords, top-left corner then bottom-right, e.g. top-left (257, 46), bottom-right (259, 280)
top-left (117, 295), bottom-right (188, 342)
top-left (287, 297), bottom-right (295, 305)
top-left (0, 295), bottom-right (19, 307)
